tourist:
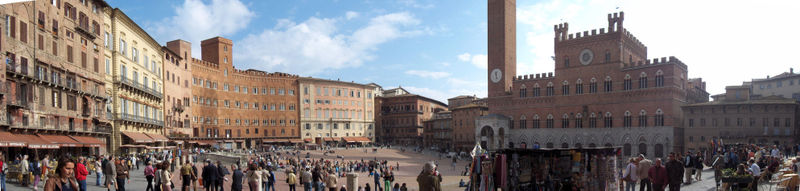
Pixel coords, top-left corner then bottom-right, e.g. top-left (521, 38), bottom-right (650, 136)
top-left (636, 154), bottom-right (652, 191)
top-left (75, 157), bottom-right (89, 191)
top-left (202, 160), bottom-right (218, 191)
top-left (155, 162), bottom-right (163, 191)
top-left (162, 161), bottom-right (174, 191)
top-left (21, 155), bottom-right (30, 187)
top-left (0, 153), bottom-right (5, 191)
top-left (95, 156), bottom-right (104, 186)
top-left (383, 170), bottom-right (394, 191)
top-left (682, 151), bottom-right (693, 184)
top-left (665, 152), bottom-right (684, 191)
top-left (32, 157), bottom-right (42, 191)
top-left (301, 168), bottom-right (312, 191)
top-left (399, 183), bottom-right (407, 191)
top-left (372, 169), bottom-right (381, 191)
top-left (287, 169), bottom-right (298, 191)
top-left (694, 152), bottom-right (703, 181)
top-left (364, 183), bottom-right (370, 191)
top-left (326, 170), bottom-right (338, 191)
top-left (313, 167), bottom-right (323, 191)
top-left (132, 156), bottom-right (139, 170)
top-left (712, 152), bottom-right (724, 188)
top-left (102, 156), bottom-right (117, 191)
top-left (267, 167), bottom-right (276, 191)
top-left (416, 162), bottom-right (441, 191)
top-left (116, 158), bottom-right (130, 191)
top-left (182, 160), bottom-right (193, 191)
top-left (392, 183), bottom-right (399, 191)
top-left (623, 158), bottom-right (639, 191)
top-left (260, 166), bottom-right (268, 191)
top-left (216, 161), bottom-right (229, 191)
top-left (230, 164), bottom-right (243, 191)
top-left (192, 162), bottom-right (199, 191)
top-left (647, 159), bottom-right (668, 191)
top-left (245, 164), bottom-right (261, 191)
top-left (748, 159), bottom-right (761, 191)
top-left (145, 161), bottom-right (156, 191)
top-left (43, 157), bottom-right (79, 191)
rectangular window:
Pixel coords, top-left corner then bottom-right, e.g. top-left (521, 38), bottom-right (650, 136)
top-left (67, 46), bottom-right (73, 62)
top-left (20, 21), bottom-right (27, 43)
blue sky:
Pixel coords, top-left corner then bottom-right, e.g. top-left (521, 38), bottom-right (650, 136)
top-left (108, 0), bottom-right (800, 102)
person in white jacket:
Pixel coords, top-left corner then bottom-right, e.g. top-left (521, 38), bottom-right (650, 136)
top-left (623, 158), bottom-right (639, 191)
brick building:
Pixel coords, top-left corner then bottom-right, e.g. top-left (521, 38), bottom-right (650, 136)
top-left (0, 0), bottom-right (112, 155)
top-left (377, 87), bottom-right (447, 146)
top-left (103, 8), bottom-right (167, 154)
top-left (478, 0), bottom-right (709, 158)
top-left (451, 99), bottom-right (488, 152)
top-left (163, 40), bottom-right (192, 138)
top-left (422, 110), bottom-right (452, 150)
top-left (298, 78), bottom-right (377, 144)
top-left (184, 37), bottom-right (300, 150)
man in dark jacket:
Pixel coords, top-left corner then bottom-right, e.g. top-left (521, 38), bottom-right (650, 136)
top-left (416, 162), bottom-right (441, 191)
top-left (217, 161), bottom-right (229, 191)
top-left (648, 159), bottom-right (668, 191)
top-left (666, 152), bottom-right (685, 191)
top-left (230, 164), bottom-right (244, 191)
top-left (683, 151), bottom-right (694, 184)
top-left (202, 160), bottom-right (218, 191)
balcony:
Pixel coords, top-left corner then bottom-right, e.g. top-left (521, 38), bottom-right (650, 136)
top-left (0, 81), bottom-right (7, 95)
top-left (115, 76), bottom-right (162, 99)
top-left (6, 60), bottom-right (30, 77)
top-left (8, 98), bottom-right (28, 108)
top-left (117, 113), bottom-right (164, 127)
top-left (74, 25), bottom-right (97, 39)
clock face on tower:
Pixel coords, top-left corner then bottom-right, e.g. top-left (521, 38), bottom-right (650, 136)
top-left (580, 49), bottom-right (594, 65)
top-left (491, 69), bottom-right (502, 83)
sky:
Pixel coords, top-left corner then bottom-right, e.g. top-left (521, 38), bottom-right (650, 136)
top-left (106, 0), bottom-right (800, 103)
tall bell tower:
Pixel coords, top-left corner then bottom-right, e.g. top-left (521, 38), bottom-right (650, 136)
top-left (487, 0), bottom-right (516, 98)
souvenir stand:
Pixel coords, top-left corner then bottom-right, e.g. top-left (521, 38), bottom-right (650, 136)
top-left (468, 147), bottom-right (621, 191)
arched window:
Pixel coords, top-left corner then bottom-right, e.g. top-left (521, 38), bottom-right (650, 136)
top-left (561, 113), bottom-right (570, 128)
top-left (532, 83), bottom-right (541, 97)
top-left (655, 144), bottom-right (664, 157)
top-left (655, 70), bottom-right (665, 87)
top-left (575, 113), bottom-right (583, 128)
top-left (624, 110), bottom-right (633, 127)
top-left (519, 115), bottom-right (527, 129)
top-left (589, 112), bottom-right (597, 128)
top-left (638, 143), bottom-right (647, 156)
top-left (561, 142), bottom-right (569, 148)
top-left (519, 84), bottom-right (527, 98)
top-left (604, 112), bottom-right (613, 128)
top-left (654, 109), bottom-right (664, 126)
top-left (639, 109), bottom-right (648, 127)
top-left (546, 82), bottom-right (555, 96)
top-left (623, 74), bottom-right (633, 90)
top-left (575, 79), bottom-right (584, 94)
top-left (532, 114), bottom-right (541, 128)
top-left (562, 80), bottom-right (570, 95)
top-left (604, 76), bottom-right (613, 92)
top-left (589, 78), bottom-right (598, 93)
top-left (639, 72), bottom-right (648, 89)
top-left (546, 114), bottom-right (554, 128)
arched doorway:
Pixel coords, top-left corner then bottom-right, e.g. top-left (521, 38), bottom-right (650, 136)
top-left (575, 143), bottom-right (582, 148)
top-left (623, 143), bottom-right (632, 156)
top-left (604, 143), bottom-right (613, 147)
top-left (520, 142), bottom-right (527, 149)
top-left (546, 142), bottom-right (554, 148)
top-left (655, 144), bottom-right (664, 158)
top-left (588, 143), bottom-right (597, 148)
top-left (561, 143), bottom-right (569, 148)
top-left (638, 143), bottom-right (647, 156)
top-left (480, 126), bottom-right (494, 149)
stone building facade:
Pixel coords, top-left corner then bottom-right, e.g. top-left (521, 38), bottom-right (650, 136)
top-left (298, 77), bottom-right (377, 144)
top-left (452, 102), bottom-right (488, 152)
top-left (478, 0), bottom-right (709, 158)
top-left (103, 8), bottom-right (166, 153)
top-left (423, 110), bottom-right (452, 150)
top-left (1, 0), bottom-right (112, 155)
top-left (683, 86), bottom-right (799, 151)
top-left (164, 40), bottom-right (192, 138)
top-left (186, 37), bottom-right (300, 150)
top-left (750, 68), bottom-right (800, 101)
top-left (377, 88), bottom-right (447, 146)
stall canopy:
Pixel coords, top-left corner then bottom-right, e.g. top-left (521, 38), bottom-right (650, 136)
top-left (17, 134), bottom-right (59, 149)
top-left (122, 132), bottom-right (154, 143)
top-left (69, 136), bottom-right (104, 147)
top-left (323, 137), bottom-right (337, 142)
top-left (145, 133), bottom-right (169, 142)
top-left (342, 137), bottom-right (371, 143)
top-left (188, 140), bottom-right (216, 146)
top-left (120, 144), bottom-right (147, 148)
top-left (38, 134), bottom-right (82, 147)
top-left (0, 131), bottom-right (27, 147)
top-left (303, 138), bottom-right (313, 143)
top-left (288, 139), bottom-right (303, 144)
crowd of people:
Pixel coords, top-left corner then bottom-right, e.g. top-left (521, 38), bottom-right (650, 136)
top-left (620, 144), bottom-right (799, 191)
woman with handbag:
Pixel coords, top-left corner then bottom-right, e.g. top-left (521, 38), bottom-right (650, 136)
top-left (43, 157), bottom-right (79, 191)
top-left (245, 164), bottom-right (262, 191)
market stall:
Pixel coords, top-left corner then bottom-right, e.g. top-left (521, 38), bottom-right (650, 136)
top-left (468, 147), bottom-right (621, 191)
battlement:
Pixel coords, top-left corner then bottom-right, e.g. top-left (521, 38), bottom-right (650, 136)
top-left (513, 72), bottom-right (555, 81)
top-left (622, 56), bottom-right (687, 70)
top-left (231, 68), bottom-right (299, 78)
top-left (622, 29), bottom-right (646, 52)
top-left (191, 58), bottom-right (219, 69)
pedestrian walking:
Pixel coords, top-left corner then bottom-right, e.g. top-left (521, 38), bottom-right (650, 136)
top-left (647, 159), bottom-right (668, 191)
top-left (694, 152), bottom-right (703, 181)
top-left (116, 159), bottom-right (130, 191)
top-left (230, 165), bottom-right (243, 191)
top-left (202, 160), bottom-right (218, 191)
top-left (636, 154), bottom-right (652, 191)
top-left (162, 161), bottom-right (174, 191)
top-left (712, 152), bottom-right (724, 189)
top-left (416, 162), bottom-right (441, 191)
top-left (216, 161), bottom-right (229, 191)
top-left (682, 152), bottom-right (694, 184)
top-left (245, 164), bottom-right (261, 191)
top-left (95, 156), bottom-right (104, 186)
top-left (301, 168), bottom-right (312, 191)
top-left (181, 161), bottom-right (193, 191)
top-left (287, 169), bottom-right (298, 191)
top-left (75, 157), bottom-right (89, 191)
top-left (326, 170), bottom-right (338, 191)
top-left (665, 153), bottom-right (684, 191)
top-left (102, 156), bottom-right (117, 191)
top-left (623, 158), bottom-right (639, 191)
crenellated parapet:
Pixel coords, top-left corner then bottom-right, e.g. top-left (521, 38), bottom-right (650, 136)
top-left (513, 72), bottom-right (555, 81)
top-left (622, 56), bottom-right (687, 70)
top-left (191, 58), bottom-right (219, 69)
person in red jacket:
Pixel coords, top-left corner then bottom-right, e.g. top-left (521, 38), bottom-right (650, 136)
top-left (75, 156), bottom-right (89, 191)
top-left (648, 159), bottom-right (669, 191)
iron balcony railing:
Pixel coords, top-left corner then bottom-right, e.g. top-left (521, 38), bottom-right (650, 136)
top-left (115, 76), bottom-right (162, 99)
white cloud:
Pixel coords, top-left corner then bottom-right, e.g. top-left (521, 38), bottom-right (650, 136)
top-left (151, 0), bottom-right (254, 56)
top-left (456, 53), bottom-right (487, 69)
top-left (235, 12), bottom-right (425, 75)
top-left (405, 70), bottom-right (450, 79)
top-left (398, 0), bottom-right (435, 9)
top-left (345, 11), bottom-right (359, 20)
